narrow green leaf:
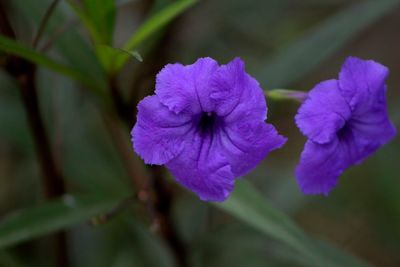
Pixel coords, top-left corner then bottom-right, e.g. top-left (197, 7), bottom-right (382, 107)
top-left (258, 0), bottom-right (400, 88)
top-left (66, 0), bottom-right (103, 44)
top-left (127, 50), bottom-right (143, 62)
top-left (9, 0), bottom-right (106, 85)
top-left (96, 45), bottom-right (143, 72)
top-left (0, 36), bottom-right (100, 91)
top-left (82, 0), bottom-right (116, 44)
top-left (67, 0), bottom-right (116, 70)
top-left (67, 0), bottom-right (116, 45)
top-left (113, 0), bottom-right (197, 71)
top-left (215, 181), bottom-right (370, 267)
top-left (96, 44), bottom-right (143, 70)
top-left (0, 194), bottom-right (127, 249)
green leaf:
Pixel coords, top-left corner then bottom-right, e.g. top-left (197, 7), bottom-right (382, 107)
top-left (112, 0), bottom-right (197, 71)
top-left (0, 194), bottom-right (128, 249)
top-left (67, 0), bottom-right (116, 70)
top-left (82, 0), bottom-right (116, 45)
top-left (258, 0), bottom-right (400, 88)
top-left (95, 45), bottom-right (143, 72)
top-left (9, 0), bottom-right (106, 85)
top-left (215, 181), bottom-right (370, 267)
top-left (66, 0), bottom-right (103, 44)
top-left (0, 35), bottom-right (101, 91)
top-left (67, 0), bottom-right (116, 45)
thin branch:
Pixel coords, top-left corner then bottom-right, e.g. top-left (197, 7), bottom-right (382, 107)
top-left (105, 19), bottom-right (188, 265)
top-left (12, 63), bottom-right (69, 267)
top-left (150, 166), bottom-right (188, 267)
top-left (101, 111), bottom-right (148, 190)
top-left (32, 0), bottom-right (62, 48)
top-left (103, 107), bottom-right (188, 267)
top-left (40, 18), bottom-right (78, 52)
top-left (18, 65), bottom-right (66, 198)
top-left (105, 43), bottom-right (187, 265)
top-left (108, 76), bottom-right (132, 124)
top-left (0, 3), bottom-right (68, 266)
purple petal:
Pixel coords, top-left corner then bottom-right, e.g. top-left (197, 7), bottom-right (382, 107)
top-left (295, 139), bottom-right (348, 195)
top-left (295, 80), bottom-right (351, 144)
top-left (166, 130), bottom-right (234, 201)
top-left (338, 56), bottom-right (389, 114)
top-left (296, 124), bottom-right (394, 195)
top-left (349, 91), bottom-right (396, 149)
top-left (132, 95), bottom-right (193, 165)
top-left (210, 58), bottom-right (267, 122)
top-left (133, 57), bottom-right (288, 201)
top-left (295, 57), bottom-right (396, 196)
top-left (155, 57), bottom-right (219, 114)
top-left (219, 121), bottom-right (287, 177)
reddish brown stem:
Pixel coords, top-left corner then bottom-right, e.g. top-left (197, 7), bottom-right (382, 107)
top-left (150, 166), bottom-right (188, 267)
top-left (107, 80), bottom-right (187, 266)
top-left (7, 59), bottom-right (69, 267)
top-left (32, 0), bottom-right (61, 48)
top-left (16, 63), bottom-right (66, 198)
top-left (0, 3), bottom-right (68, 266)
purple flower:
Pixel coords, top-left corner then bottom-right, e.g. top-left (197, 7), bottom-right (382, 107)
top-left (132, 57), bottom-right (286, 201)
top-left (295, 57), bottom-right (396, 195)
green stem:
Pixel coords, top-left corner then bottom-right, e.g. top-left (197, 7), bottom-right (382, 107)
top-left (265, 89), bottom-right (308, 102)
top-left (32, 0), bottom-right (61, 48)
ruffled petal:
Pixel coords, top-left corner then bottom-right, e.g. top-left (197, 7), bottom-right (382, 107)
top-left (155, 57), bottom-right (219, 114)
top-left (209, 58), bottom-right (267, 122)
top-left (219, 121), bottom-right (286, 177)
top-left (295, 80), bottom-right (351, 144)
top-left (165, 130), bottom-right (235, 202)
top-left (295, 139), bottom-right (349, 195)
top-left (132, 95), bottom-right (194, 165)
top-left (296, 122), bottom-right (394, 195)
top-left (338, 56), bottom-right (389, 114)
top-left (349, 90), bottom-right (396, 148)
top-left (296, 57), bottom-right (396, 196)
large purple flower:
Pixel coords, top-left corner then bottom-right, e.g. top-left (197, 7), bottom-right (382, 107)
top-left (132, 57), bottom-right (286, 201)
top-left (295, 57), bottom-right (396, 195)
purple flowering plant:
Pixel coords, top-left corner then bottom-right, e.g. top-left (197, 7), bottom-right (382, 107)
top-left (132, 56), bottom-right (396, 201)
top-left (132, 57), bottom-right (287, 201)
top-left (295, 57), bottom-right (396, 195)
top-left (3, 1), bottom-right (400, 266)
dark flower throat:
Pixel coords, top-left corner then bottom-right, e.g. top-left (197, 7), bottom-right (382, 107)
top-left (198, 112), bottom-right (217, 134)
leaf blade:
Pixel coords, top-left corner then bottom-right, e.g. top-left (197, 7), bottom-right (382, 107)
top-left (0, 35), bottom-right (101, 91)
top-left (82, 0), bottom-right (116, 44)
top-left (258, 0), bottom-right (400, 88)
top-left (215, 181), bottom-right (370, 267)
top-left (0, 194), bottom-right (127, 249)
top-left (113, 0), bottom-right (197, 70)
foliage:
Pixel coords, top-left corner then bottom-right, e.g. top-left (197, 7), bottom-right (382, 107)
top-left (0, 0), bottom-right (399, 266)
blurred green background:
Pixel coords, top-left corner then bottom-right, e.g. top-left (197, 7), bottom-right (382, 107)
top-left (0, 0), bottom-right (399, 266)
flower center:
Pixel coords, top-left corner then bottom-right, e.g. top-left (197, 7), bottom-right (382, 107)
top-left (337, 123), bottom-right (351, 139)
top-left (198, 112), bottom-right (217, 134)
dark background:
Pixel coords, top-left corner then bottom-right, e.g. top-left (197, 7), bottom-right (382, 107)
top-left (0, 0), bottom-right (399, 266)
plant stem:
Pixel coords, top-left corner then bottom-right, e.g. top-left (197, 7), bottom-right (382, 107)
top-left (32, 0), bottom-right (61, 48)
top-left (108, 76), bottom-right (132, 123)
top-left (265, 89), bottom-right (308, 102)
top-left (107, 78), bottom-right (187, 267)
top-left (10, 60), bottom-right (69, 267)
top-left (0, 3), bottom-right (69, 266)
top-left (150, 166), bottom-right (188, 267)
top-left (17, 63), bottom-right (66, 198)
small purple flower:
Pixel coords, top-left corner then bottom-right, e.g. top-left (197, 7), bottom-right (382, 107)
top-left (132, 57), bottom-right (286, 201)
top-left (295, 57), bottom-right (396, 195)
